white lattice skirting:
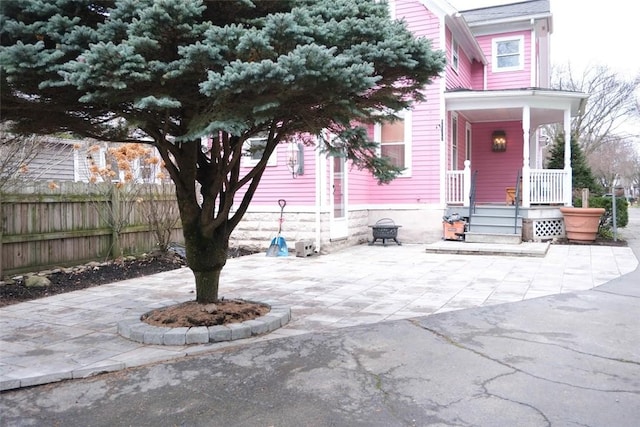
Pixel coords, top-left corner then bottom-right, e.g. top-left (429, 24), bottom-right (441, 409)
top-left (533, 218), bottom-right (565, 240)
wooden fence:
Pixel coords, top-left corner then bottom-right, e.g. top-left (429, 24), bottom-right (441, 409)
top-left (0, 181), bottom-right (183, 278)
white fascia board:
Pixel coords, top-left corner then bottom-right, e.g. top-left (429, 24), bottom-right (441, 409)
top-left (469, 14), bottom-right (551, 37)
top-left (445, 90), bottom-right (589, 115)
top-left (418, 0), bottom-right (457, 18)
top-left (448, 14), bottom-right (487, 64)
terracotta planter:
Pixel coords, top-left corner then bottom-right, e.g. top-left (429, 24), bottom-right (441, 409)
top-left (560, 207), bottom-right (605, 242)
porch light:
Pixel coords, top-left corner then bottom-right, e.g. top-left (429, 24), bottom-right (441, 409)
top-left (492, 130), bottom-right (507, 152)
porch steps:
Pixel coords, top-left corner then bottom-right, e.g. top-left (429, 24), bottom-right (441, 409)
top-left (445, 205), bottom-right (523, 244)
top-left (465, 232), bottom-right (522, 244)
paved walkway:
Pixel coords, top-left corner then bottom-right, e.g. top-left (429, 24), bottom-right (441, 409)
top-left (1, 216), bottom-right (638, 391)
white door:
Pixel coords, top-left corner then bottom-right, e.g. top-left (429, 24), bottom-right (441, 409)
top-left (330, 155), bottom-right (348, 239)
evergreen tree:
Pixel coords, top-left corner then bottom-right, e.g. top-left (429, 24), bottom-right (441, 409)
top-left (547, 134), bottom-right (601, 195)
top-left (1, 0), bottom-right (445, 303)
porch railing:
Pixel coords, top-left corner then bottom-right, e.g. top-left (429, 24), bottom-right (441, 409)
top-left (445, 167), bottom-right (567, 206)
top-left (529, 169), bottom-right (566, 204)
top-left (445, 170), bottom-right (465, 204)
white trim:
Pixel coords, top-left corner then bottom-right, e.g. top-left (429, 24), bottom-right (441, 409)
top-left (451, 112), bottom-right (458, 170)
top-left (439, 10), bottom-right (447, 208)
top-left (314, 136), bottom-right (322, 252)
top-left (445, 89), bottom-right (588, 114)
top-left (492, 35), bottom-right (524, 72)
top-left (387, 0), bottom-right (396, 18)
top-left (465, 122), bottom-right (472, 161)
top-left (451, 37), bottom-right (459, 73)
top-left (329, 154), bottom-right (348, 239)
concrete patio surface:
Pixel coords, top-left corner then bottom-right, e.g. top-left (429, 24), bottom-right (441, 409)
top-left (0, 210), bottom-right (639, 426)
top-left (1, 211), bottom-right (637, 393)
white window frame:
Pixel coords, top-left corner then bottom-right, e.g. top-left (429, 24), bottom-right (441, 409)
top-left (451, 38), bottom-right (459, 73)
top-left (492, 35), bottom-right (524, 72)
top-left (374, 110), bottom-right (412, 177)
top-left (242, 135), bottom-right (277, 167)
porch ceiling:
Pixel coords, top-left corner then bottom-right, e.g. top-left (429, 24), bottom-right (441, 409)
top-left (445, 88), bottom-right (588, 125)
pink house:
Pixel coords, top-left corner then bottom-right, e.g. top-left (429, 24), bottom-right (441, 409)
top-left (229, 0), bottom-right (587, 252)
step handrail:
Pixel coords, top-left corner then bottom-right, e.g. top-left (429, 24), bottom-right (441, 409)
top-left (514, 169), bottom-right (522, 233)
top-left (467, 170), bottom-right (478, 232)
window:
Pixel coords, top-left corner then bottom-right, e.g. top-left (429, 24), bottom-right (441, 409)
top-left (451, 38), bottom-right (459, 73)
top-left (242, 134), bottom-right (277, 167)
top-left (375, 110), bottom-right (412, 176)
top-left (493, 35), bottom-right (524, 71)
top-left (451, 113), bottom-right (458, 169)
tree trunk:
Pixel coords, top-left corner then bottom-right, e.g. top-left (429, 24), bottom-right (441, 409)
top-left (183, 224), bottom-right (229, 304)
top-left (193, 270), bottom-right (222, 303)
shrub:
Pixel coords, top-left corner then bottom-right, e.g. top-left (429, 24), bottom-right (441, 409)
top-left (575, 196), bottom-right (629, 231)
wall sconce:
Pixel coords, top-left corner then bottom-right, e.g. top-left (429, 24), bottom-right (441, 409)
top-left (492, 130), bottom-right (507, 152)
top-left (287, 141), bottom-right (304, 178)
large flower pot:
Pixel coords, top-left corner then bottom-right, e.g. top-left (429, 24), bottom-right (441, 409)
top-left (560, 207), bottom-right (605, 242)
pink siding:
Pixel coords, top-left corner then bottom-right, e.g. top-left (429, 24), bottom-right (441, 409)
top-left (470, 122), bottom-right (523, 203)
top-left (469, 60), bottom-right (484, 90)
top-left (233, 141), bottom-right (317, 206)
top-left (358, 0), bottom-right (442, 204)
top-left (476, 30), bottom-right (532, 90)
top-left (445, 28), bottom-right (473, 90)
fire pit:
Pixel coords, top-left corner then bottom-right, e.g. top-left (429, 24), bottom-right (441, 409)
top-left (369, 218), bottom-right (402, 246)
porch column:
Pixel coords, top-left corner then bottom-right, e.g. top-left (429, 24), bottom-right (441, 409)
top-left (463, 160), bottom-right (471, 206)
top-left (522, 105), bottom-right (531, 208)
top-left (563, 108), bottom-right (572, 206)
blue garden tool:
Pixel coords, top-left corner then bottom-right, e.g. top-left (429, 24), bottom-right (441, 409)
top-left (266, 199), bottom-right (288, 257)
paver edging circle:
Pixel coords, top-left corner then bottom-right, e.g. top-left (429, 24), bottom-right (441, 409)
top-left (117, 300), bottom-right (291, 346)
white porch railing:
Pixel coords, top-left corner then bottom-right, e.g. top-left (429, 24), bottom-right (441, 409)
top-left (445, 170), bottom-right (465, 204)
top-left (529, 169), bottom-right (566, 204)
top-left (444, 166), bottom-right (567, 206)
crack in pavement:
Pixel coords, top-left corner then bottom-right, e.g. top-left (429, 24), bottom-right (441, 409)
top-left (478, 370), bottom-right (552, 427)
top-left (407, 319), bottom-right (640, 394)
top-left (463, 312), bottom-right (640, 368)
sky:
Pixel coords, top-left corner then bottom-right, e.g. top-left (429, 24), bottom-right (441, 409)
top-left (449, 0), bottom-right (640, 78)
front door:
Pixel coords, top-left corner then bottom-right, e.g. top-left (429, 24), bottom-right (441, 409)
top-left (330, 155), bottom-right (348, 239)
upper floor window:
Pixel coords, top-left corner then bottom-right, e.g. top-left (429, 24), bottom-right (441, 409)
top-left (451, 38), bottom-right (459, 73)
top-left (492, 35), bottom-right (524, 72)
top-left (242, 134), bottom-right (277, 167)
top-left (375, 110), bottom-right (412, 176)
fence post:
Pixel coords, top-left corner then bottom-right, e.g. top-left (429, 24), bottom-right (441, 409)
top-left (110, 185), bottom-right (122, 258)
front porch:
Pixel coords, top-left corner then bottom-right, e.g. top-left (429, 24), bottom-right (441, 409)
top-left (445, 165), bottom-right (567, 242)
top-left (441, 88), bottom-right (588, 242)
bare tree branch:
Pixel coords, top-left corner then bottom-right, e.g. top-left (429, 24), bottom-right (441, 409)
top-left (549, 63), bottom-right (640, 154)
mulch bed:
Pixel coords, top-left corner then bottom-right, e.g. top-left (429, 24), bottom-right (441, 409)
top-left (0, 247), bottom-right (258, 308)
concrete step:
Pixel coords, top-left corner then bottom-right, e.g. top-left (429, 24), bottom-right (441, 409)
top-left (464, 232), bottom-right (522, 244)
top-left (470, 215), bottom-right (522, 227)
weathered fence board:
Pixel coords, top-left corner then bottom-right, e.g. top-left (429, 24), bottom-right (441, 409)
top-left (1, 181), bottom-right (183, 278)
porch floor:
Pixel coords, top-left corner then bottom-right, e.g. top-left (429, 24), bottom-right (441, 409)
top-left (424, 240), bottom-right (550, 257)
